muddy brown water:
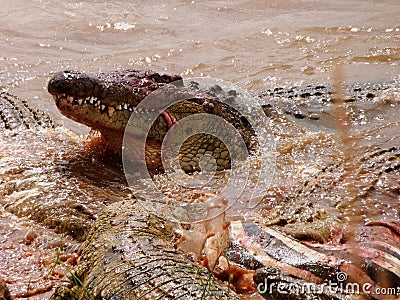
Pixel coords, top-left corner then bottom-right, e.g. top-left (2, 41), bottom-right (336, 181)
top-left (0, 0), bottom-right (399, 298)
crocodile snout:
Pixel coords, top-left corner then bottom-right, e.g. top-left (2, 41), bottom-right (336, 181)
top-left (48, 70), bottom-right (97, 99)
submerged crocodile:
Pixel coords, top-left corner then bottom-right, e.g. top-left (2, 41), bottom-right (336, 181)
top-left (1, 70), bottom-right (399, 299)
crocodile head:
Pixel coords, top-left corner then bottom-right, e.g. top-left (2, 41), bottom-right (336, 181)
top-left (48, 69), bottom-right (254, 170)
top-left (48, 69), bottom-right (182, 131)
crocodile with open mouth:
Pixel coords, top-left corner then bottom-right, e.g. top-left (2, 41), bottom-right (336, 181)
top-left (1, 69), bottom-right (399, 299)
top-left (0, 90), bottom-right (241, 299)
top-left (47, 70), bottom-right (400, 299)
top-left (48, 70), bottom-right (254, 171)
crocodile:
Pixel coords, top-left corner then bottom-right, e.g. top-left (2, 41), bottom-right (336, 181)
top-left (0, 91), bottom-right (241, 298)
top-left (46, 70), bottom-right (399, 299)
top-left (48, 70), bottom-right (254, 171)
top-left (1, 71), bottom-right (399, 299)
top-left (51, 199), bottom-right (240, 300)
top-left (0, 92), bottom-right (129, 242)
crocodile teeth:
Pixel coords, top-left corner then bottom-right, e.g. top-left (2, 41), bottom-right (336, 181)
top-left (116, 105), bottom-right (122, 110)
top-left (101, 105), bottom-right (106, 111)
top-left (108, 107), bottom-right (115, 118)
top-left (123, 103), bottom-right (128, 110)
top-left (77, 99), bottom-right (83, 105)
top-left (67, 96), bottom-right (74, 103)
top-left (128, 107), bottom-right (133, 112)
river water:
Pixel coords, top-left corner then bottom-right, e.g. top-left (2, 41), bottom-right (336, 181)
top-left (0, 0), bottom-right (399, 298)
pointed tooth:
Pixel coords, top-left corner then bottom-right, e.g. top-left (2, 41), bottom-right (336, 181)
top-left (123, 103), bottom-right (128, 110)
top-left (101, 104), bottom-right (106, 111)
top-left (128, 107), bottom-right (133, 112)
top-left (116, 105), bottom-right (122, 110)
top-left (77, 99), bottom-right (83, 105)
top-left (108, 106), bottom-right (115, 118)
top-left (67, 96), bottom-right (74, 103)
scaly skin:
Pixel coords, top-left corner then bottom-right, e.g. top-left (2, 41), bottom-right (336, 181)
top-left (2, 76), bottom-right (399, 299)
top-left (51, 200), bottom-right (239, 300)
top-left (0, 92), bottom-right (241, 299)
top-left (0, 91), bottom-right (54, 130)
top-left (48, 70), bottom-right (254, 171)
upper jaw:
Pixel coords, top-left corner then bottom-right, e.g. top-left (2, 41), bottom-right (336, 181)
top-left (51, 93), bottom-right (136, 119)
top-left (47, 69), bottom-right (185, 134)
top-left (48, 70), bottom-right (97, 100)
top-left (48, 69), bottom-right (183, 109)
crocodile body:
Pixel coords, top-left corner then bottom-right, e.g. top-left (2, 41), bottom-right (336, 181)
top-left (0, 92), bottom-right (129, 242)
top-left (51, 200), bottom-right (238, 300)
top-left (1, 72), bottom-right (400, 299)
top-left (0, 91), bottom-right (240, 298)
